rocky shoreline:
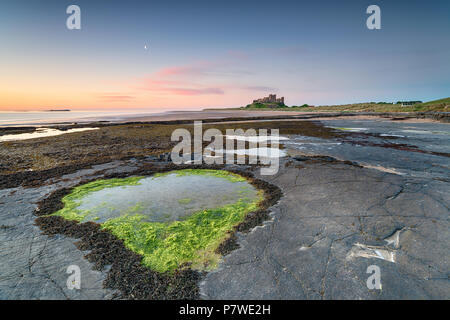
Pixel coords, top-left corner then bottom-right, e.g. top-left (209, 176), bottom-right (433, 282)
top-left (0, 117), bottom-right (448, 299)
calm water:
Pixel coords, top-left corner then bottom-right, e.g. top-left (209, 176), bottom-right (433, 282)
top-left (0, 127), bottom-right (99, 142)
top-left (76, 172), bottom-right (259, 223)
top-left (0, 109), bottom-right (171, 126)
top-left (284, 119), bottom-right (450, 180)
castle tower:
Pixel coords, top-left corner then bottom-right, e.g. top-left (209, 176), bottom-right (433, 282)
top-left (269, 94), bottom-right (276, 102)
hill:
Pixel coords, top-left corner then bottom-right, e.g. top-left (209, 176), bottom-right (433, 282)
top-left (420, 97), bottom-right (450, 106)
top-left (240, 98), bottom-right (449, 112)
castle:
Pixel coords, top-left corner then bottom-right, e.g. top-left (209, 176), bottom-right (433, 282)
top-left (253, 94), bottom-right (284, 105)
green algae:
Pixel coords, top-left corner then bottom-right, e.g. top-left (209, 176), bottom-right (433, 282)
top-left (51, 176), bottom-right (145, 222)
top-left (152, 169), bottom-right (246, 183)
top-left (101, 196), bottom-right (262, 273)
top-left (178, 198), bottom-right (192, 205)
top-left (50, 170), bottom-right (263, 273)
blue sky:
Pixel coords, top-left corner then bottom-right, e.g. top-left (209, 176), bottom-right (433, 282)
top-left (0, 0), bottom-right (449, 109)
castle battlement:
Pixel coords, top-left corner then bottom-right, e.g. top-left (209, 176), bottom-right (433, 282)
top-left (253, 94), bottom-right (284, 105)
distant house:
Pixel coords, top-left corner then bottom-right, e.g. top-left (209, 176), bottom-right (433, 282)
top-left (252, 94), bottom-right (285, 106)
top-left (397, 101), bottom-right (422, 106)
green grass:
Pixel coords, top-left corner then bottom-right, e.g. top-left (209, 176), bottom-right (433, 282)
top-left (237, 97), bottom-right (450, 113)
top-left (420, 97), bottom-right (450, 106)
top-left (49, 170), bottom-right (263, 273)
top-left (244, 102), bottom-right (286, 109)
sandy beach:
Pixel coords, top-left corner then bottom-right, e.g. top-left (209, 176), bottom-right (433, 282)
top-left (125, 109), bottom-right (448, 124)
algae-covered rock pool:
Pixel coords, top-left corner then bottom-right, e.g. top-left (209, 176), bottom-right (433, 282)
top-left (50, 169), bottom-right (263, 273)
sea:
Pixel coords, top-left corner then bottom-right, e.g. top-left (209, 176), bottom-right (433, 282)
top-left (0, 109), bottom-right (183, 126)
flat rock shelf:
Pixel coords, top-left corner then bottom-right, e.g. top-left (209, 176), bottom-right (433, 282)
top-left (48, 169), bottom-right (263, 273)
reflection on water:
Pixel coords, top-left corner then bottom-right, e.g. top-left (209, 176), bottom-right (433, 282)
top-left (285, 119), bottom-right (450, 179)
top-left (0, 110), bottom-right (169, 126)
top-left (0, 127), bottom-right (98, 142)
top-left (326, 127), bottom-right (368, 132)
top-left (225, 135), bottom-right (289, 143)
top-left (76, 172), bottom-right (259, 223)
top-left (206, 147), bottom-right (287, 158)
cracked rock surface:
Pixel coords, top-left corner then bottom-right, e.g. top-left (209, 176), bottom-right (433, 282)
top-left (200, 158), bottom-right (449, 299)
top-left (0, 155), bottom-right (448, 299)
top-left (0, 161), bottom-right (137, 299)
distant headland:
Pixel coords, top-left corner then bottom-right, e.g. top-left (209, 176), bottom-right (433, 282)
top-left (238, 96), bottom-right (449, 113)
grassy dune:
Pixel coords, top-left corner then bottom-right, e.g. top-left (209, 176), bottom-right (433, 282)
top-left (242, 97), bottom-right (450, 112)
top-left (420, 97), bottom-right (450, 106)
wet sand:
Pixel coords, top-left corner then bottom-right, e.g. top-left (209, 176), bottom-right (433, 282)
top-left (125, 110), bottom-right (447, 124)
top-left (124, 110), bottom-right (310, 122)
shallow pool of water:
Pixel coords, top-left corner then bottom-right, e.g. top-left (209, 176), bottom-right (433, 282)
top-left (74, 171), bottom-right (259, 223)
top-left (0, 127), bottom-right (98, 141)
top-left (285, 119), bottom-right (450, 179)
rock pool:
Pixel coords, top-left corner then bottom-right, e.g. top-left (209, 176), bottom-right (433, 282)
top-left (51, 169), bottom-right (263, 272)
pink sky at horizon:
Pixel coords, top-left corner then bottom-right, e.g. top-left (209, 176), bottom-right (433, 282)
top-left (2, 33), bottom-right (444, 112)
top-left (1, 1), bottom-right (448, 112)
top-left (0, 54), bottom-right (291, 111)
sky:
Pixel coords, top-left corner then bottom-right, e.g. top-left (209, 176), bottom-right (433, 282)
top-left (0, 0), bottom-right (449, 111)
